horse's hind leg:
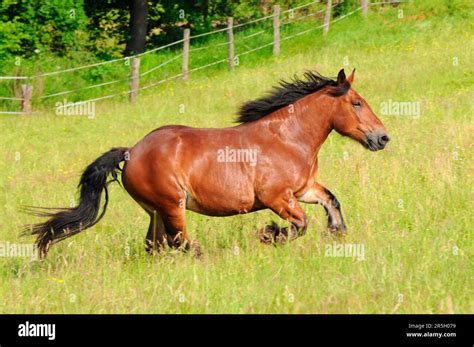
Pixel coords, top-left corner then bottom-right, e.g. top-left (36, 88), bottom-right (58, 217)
top-left (258, 193), bottom-right (308, 245)
top-left (145, 210), bottom-right (167, 254)
top-left (161, 207), bottom-right (202, 258)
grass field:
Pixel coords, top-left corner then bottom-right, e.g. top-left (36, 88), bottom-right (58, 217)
top-left (0, 2), bottom-right (473, 313)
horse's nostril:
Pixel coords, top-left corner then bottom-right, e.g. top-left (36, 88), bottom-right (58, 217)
top-left (381, 135), bottom-right (390, 143)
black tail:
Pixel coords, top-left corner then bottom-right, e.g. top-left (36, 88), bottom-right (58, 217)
top-left (24, 147), bottom-right (129, 257)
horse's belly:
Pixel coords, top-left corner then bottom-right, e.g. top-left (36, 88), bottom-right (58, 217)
top-left (184, 185), bottom-right (260, 216)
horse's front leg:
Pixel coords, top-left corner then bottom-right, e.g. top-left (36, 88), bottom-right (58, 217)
top-left (298, 182), bottom-right (347, 234)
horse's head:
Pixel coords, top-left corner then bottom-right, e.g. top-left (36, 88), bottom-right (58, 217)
top-left (330, 69), bottom-right (390, 151)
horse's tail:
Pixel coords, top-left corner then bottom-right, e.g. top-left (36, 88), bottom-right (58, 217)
top-left (24, 147), bottom-right (129, 257)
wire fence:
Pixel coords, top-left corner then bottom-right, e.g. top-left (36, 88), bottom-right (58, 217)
top-left (0, 0), bottom-right (406, 115)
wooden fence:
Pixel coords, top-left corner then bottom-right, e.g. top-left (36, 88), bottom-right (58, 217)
top-left (0, 0), bottom-right (404, 115)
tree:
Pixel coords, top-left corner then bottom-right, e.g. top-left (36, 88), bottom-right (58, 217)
top-left (126, 0), bottom-right (148, 55)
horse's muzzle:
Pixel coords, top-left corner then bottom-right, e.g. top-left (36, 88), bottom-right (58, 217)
top-left (365, 130), bottom-right (390, 151)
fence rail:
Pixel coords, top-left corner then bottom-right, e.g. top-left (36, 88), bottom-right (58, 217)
top-left (0, 0), bottom-right (406, 115)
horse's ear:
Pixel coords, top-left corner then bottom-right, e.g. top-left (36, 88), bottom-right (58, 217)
top-left (337, 69), bottom-right (346, 86)
top-left (347, 68), bottom-right (355, 84)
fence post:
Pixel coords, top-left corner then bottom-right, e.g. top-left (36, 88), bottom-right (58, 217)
top-left (21, 84), bottom-right (32, 114)
top-left (227, 17), bottom-right (235, 70)
top-left (129, 57), bottom-right (140, 103)
top-left (182, 29), bottom-right (190, 80)
top-left (273, 5), bottom-right (280, 56)
top-left (323, 0), bottom-right (332, 36)
top-left (361, 0), bottom-right (368, 17)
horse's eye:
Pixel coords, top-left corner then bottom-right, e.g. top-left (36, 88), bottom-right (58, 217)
top-left (353, 101), bottom-right (362, 108)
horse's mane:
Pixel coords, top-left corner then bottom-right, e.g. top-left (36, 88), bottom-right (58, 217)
top-left (236, 70), bottom-right (350, 123)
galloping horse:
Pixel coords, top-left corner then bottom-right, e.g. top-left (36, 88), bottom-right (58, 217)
top-left (27, 68), bottom-right (390, 258)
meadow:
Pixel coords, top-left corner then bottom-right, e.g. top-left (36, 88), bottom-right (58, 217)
top-left (0, 2), bottom-right (472, 313)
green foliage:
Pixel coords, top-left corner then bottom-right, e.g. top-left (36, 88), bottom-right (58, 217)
top-left (0, 0), bottom-right (88, 65)
top-left (332, 0), bottom-right (361, 17)
top-left (1, 0), bottom-right (472, 67)
top-left (0, 0), bottom-right (325, 63)
top-left (409, 0), bottom-right (473, 18)
top-left (0, 0), bottom-right (472, 108)
top-left (88, 9), bottom-right (128, 59)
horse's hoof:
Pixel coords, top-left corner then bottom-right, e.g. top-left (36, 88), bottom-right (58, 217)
top-left (257, 222), bottom-right (280, 245)
top-left (257, 222), bottom-right (294, 245)
top-left (327, 223), bottom-right (347, 235)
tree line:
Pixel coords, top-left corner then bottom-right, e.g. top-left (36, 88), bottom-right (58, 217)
top-left (0, 0), bottom-right (329, 65)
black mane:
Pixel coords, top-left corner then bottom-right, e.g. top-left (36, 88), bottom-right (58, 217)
top-left (236, 71), bottom-right (350, 123)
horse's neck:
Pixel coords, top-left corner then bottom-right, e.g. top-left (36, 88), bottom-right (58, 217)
top-left (269, 94), bottom-right (333, 157)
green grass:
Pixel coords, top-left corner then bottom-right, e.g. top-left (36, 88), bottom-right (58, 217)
top-left (0, 2), bottom-right (473, 313)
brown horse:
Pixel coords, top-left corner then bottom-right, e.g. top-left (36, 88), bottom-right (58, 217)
top-left (27, 68), bottom-right (389, 258)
